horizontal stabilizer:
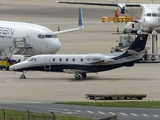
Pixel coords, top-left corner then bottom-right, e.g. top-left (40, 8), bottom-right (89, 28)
top-left (57, 1), bottom-right (141, 7)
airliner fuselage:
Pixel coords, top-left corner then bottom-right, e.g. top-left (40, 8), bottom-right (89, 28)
top-left (0, 21), bottom-right (61, 56)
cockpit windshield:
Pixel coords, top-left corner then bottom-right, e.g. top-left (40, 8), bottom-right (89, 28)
top-left (38, 34), bottom-right (57, 39)
top-left (145, 13), bottom-right (160, 17)
top-left (27, 57), bottom-right (36, 62)
top-left (147, 13), bottom-right (151, 17)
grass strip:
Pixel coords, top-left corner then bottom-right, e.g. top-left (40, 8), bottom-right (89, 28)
top-left (57, 101), bottom-right (160, 108)
top-left (0, 109), bottom-right (92, 120)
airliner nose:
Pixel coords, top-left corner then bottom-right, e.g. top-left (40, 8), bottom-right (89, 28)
top-left (46, 38), bottom-right (61, 54)
top-left (143, 17), bottom-right (158, 28)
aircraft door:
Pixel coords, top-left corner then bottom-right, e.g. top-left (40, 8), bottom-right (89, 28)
top-left (44, 56), bottom-right (51, 70)
top-left (26, 30), bottom-right (33, 47)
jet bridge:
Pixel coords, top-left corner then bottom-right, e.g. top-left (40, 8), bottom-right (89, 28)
top-left (0, 37), bottom-right (32, 59)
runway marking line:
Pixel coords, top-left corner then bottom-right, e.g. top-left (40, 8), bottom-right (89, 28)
top-left (97, 111), bottom-right (105, 114)
top-left (76, 110), bottom-right (81, 112)
top-left (142, 114), bottom-right (148, 117)
top-left (153, 115), bottom-right (159, 117)
top-left (109, 112), bottom-right (115, 115)
top-left (87, 111), bottom-right (93, 114)
top-left (120, 112), bottom-right (128, 116)
top-left (131, 113), bottom-right (138, 117)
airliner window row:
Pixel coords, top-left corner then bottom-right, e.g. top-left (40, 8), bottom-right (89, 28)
top-left (38, 34), bottom-right (57, 39)
top-left (52, 58), bottom-right (83, 62)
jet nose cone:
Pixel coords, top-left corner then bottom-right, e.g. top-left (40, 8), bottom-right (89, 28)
top-left (54, 38), bottom-right (61, 53)
top-left (45, 38), bottom-right (61, 54)
top-left (144, 17), bottom-right (158, 28)
top-left (9, 65), bottom-right (16, 71)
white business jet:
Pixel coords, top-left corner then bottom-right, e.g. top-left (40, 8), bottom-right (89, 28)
top-left (57, 0), bottom-right (160, 33)
top-left (0, 8), bottom-right (83, 56)
top-left (10, 34), bottom-right (148, 80)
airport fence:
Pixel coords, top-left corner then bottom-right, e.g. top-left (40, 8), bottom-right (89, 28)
top-left (0, 109), bottom-right (55, 120)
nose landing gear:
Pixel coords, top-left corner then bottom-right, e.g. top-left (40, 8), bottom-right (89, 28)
top-left (20, 71), bottom-right (27, 79)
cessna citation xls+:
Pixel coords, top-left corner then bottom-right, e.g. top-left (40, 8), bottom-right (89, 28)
top-left (0, 8), bottom-right (83, 56)
top-left (10, 34), bottom-right (148, 80)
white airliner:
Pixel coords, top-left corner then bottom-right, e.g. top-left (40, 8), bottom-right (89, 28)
top-left (10, 34), bottom-right (148, 80)
top-left (0, 8), bottom-right (83, 56)
top-left (57, 0), bottom-right (160, 33)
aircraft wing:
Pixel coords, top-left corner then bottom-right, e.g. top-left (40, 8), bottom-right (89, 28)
top-left (56, 1), bottom-right (141, 7)
top-left (54, 8), bottom-right (84, 35)
top-left (63, 69), bottom-right (89, 74)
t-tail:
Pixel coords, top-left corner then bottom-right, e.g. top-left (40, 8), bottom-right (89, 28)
top-left (128, 34), bottom-right (148, 53)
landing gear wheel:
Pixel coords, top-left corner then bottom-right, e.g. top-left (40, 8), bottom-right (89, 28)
top-left (81, 73), bottom-right (87, 78)
top-left (76, 75), bottom-right (81, 80)
top-left (75, 75), bottom-right (81, 80)
top-left (20, 74), bottom-right (26, 79)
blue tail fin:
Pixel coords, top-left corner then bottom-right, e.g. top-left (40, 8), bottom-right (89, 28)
top-left (78, 8), bottom-right (84, 29)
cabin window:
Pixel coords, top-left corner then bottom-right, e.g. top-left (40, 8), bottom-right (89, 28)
top-left (72, 58), bottom-right (75, 62)
top-left (59, 58), bottom-right (62, 61)
top-left (53, 58), bottom-right (55, 61)
top-left (66, 58), bottom-right (68, 62)
top-left (81, 58), bottom-right (83, 62)
top-left (34, 58), bottom-right (36, 61)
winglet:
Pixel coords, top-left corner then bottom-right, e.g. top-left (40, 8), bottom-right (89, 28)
top-left (78, 8), bottom-right (84, 29)
top-left (54, 8), bottom-right (84, 35)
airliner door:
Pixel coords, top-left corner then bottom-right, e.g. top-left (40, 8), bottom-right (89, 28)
top-left (44, 56), bottom-right (51, 70)
top-left (26, 30), bottom-right (33, 47)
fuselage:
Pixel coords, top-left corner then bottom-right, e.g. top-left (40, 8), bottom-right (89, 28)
top-left (140, 4), bottom-right (160, 29)
top-left (9, 52), bottom-right (144, 72)
top-left (0, 21), bottom-right (61, 55)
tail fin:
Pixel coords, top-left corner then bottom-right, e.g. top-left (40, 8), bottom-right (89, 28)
top-left (128, 34), bottom-right (148, 52)
top-left (150, 0), bottom-right (153, 4)
top-left (78, 8), bottom-right (83, 29)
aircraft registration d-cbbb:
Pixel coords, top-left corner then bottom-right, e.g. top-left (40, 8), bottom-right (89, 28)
top-left (10, 34), bottom-right (148, 80)
top-left (0, 8), bottom-right (83, 56)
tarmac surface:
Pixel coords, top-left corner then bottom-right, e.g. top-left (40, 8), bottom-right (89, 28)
top-left (0, 0), bottom-right (160, 104)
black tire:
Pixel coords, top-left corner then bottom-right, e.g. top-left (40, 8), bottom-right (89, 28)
top-left (81, 73), bottom-right (87, 78)
top-left (75, 75), bottom-right (81, 80)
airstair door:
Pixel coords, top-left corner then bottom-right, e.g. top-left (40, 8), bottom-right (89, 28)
top-left (44, 56), bottom-right (51, 70)
top-left (26, 30), bottom-right (33, 47)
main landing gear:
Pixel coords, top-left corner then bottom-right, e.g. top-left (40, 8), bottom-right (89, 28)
top-left (74, 72), bottom-right (87, 80)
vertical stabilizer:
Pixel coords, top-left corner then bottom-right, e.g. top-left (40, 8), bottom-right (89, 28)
top-left (150, 0), bottom-right (153, 4)
top-left (128, 34), bottom-right (148, 52)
